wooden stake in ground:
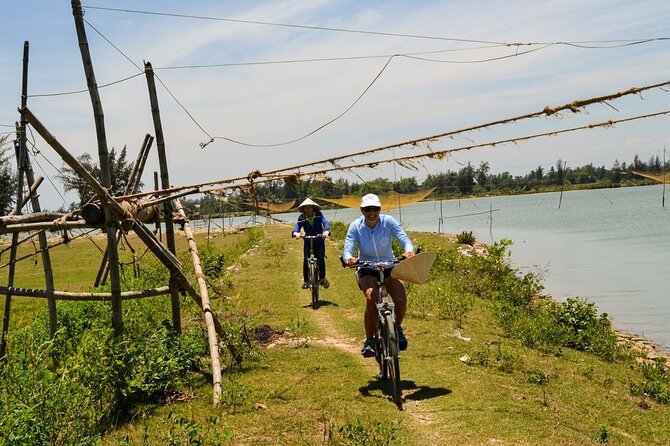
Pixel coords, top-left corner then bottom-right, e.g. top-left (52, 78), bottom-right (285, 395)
top-left (72, 0), bottom-right (123, 336)
top-left (174, 199), bottom-right (222, 406)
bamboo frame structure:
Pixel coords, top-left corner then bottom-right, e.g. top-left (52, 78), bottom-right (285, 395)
top-left (0, 0), bottom-right (229, 406)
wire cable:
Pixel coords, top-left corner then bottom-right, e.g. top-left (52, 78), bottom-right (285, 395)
top-left (81, 5), bottom-right (504, 45)
top-left (203, 55), bottom-right (394, 148)
top-left (81, 5), bottom-right (670, 47)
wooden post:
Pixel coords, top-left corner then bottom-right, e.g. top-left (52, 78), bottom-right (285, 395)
top-left (174, 198), bottom-right (222, 405)
top-left (1, 42), bottom-right (30, 359)
top-left (145, 61), bottom-right (180, 332)
top-left (94, 134), bottom-right (154, 287)
top-left (18, 41), bottom-right (58, 338)
top-left (72, 0), bottom-right (123, 335)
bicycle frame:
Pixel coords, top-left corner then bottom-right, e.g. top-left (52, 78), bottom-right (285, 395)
top-left (343, 256), bottom-right (404, 408)
top-left (303, 235), bottom-right (324, 309)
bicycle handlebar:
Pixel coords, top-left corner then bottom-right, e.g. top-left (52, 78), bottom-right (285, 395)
top-left (303, 234), bottom-right (325, 239)
top-left (339, 256), bottom-right (405, 269)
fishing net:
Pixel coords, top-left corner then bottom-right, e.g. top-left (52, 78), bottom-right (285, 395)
top-left (241, 199), bottom-right (296, 213)
top-left (317, 188), bottom-right (435, 210)
top-left (631, 170), bottom-right (670, 184)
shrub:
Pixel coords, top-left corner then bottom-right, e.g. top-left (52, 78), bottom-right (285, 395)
top-left (328, 220), bottom-right (348, 241)
top-left (429, 279), bottom-right (474, 328)
top-left (456, 230), bottom-right (476, 245)
top-left (0, 300), bottom-right (210, 444)
top-left (630, 358), bottom-right (670, 404)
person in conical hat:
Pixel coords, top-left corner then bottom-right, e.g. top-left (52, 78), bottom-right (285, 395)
top-left (341, 193), bottom-right (415, 357)
top-left (292, 198), bottom-right (331, 290)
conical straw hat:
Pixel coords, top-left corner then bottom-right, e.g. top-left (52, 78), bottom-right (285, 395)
top-left (298, 198), bottom-right (321, 211)
top-left (391, 252), bottom-right (436, 284)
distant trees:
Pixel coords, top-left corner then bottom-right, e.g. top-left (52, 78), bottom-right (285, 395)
top-left (180, 152), bottom-right (669, 214)
top-left (56, 146), bottom-right (135, 206)
top-left (0, 136), bottom-right (16, 215)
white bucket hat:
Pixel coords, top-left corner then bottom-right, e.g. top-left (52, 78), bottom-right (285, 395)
top-left (298, 198), bottom-right (321, 212)
top-left (360, 193), bottom-right (382, 208)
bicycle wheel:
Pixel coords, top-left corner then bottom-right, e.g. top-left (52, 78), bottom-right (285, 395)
top-left (309, 262), bottom-right (319, 309)
top-left (385, 313), bottom-right (402, 407)
top-left (375, 322), bottom-right (387, 380)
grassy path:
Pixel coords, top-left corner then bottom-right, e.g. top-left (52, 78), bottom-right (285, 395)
top-left (79, 223), bottom-right (670, 445)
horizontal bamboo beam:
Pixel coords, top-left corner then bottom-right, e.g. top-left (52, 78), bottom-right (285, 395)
top-left (0, 285), bottom-right (171, 301)
top-left (0, 221), bottom-right (102, 235)
top-left (0, 212), bottom-right (71, 226)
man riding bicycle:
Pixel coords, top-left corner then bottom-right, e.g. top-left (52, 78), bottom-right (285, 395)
top-left (342, 193), bottom-right (415, 357)
top-left (292, 198), bottom-right (331, 289)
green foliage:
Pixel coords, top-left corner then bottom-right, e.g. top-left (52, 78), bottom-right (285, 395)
top-left (0, 136), bottom-right (16, 215)
top-left (0, 300), bottom-right (209, 444)
top-left (328, 418), bottom-right (401, 445)
top-left (548, 298), bottom-right (621, 360)
top-left (56, 146), bottom-right (136, 206)
top-left (200, 245), bottom-right (227, 277)
top-left (328, 220), bottom-right (349, 241)
top-left (429, 278), bottom-right (474, 328)
top-left (420, 238), bottom-right (622, 363)
top-left (630, 358), bottom-right (670, 404)
top-left (456, 230), bottom-right (476, 245)
top-left (465, 343), bottom-right (523, 374)
top-left (287, 315), bottom-right (310, 348)
top-left (221, 373), bottom-right (250, 413)
top-left (153, 413), bottom-right (232, 445)
top-left (590, 425), bottom-right (611, 443)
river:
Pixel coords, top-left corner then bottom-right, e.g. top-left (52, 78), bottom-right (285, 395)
top-left (200, 185), bottom-right (670, 351)
top-left (315, 185), bottom-right (669, 352)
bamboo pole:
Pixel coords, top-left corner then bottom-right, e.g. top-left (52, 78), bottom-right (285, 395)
top-left (0, 286), bottom-right (171, 301)
top-left (18, 41), bottom-right (57, 338)
top-left (145, 61), bottom-right (181, 332)
top-left (95, 135), bottom-right (154, 287)
top-left (1, 42), bottom-right (29, 359)
top-left (71, 0), bottom-right (123, 336)
top-left (0, 212), bottom-right (73, 226)
top-left (9, 176), bottom-right (43, 216)
top-left (0, 221), bottom-right (101, 235)
top-left (174, 199), bottom-right (222, 405)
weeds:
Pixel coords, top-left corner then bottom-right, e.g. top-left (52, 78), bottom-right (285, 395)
top-left (327, 418), bottom-right (401, 445)
top-left (630, 357), bottom-right (670, 404)
top-left (456, 230), bottom-right (476, 245)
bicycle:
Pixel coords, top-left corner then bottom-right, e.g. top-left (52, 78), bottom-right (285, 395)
top-left (303, 234), bottom-right (326, 310)
top-left (342, 256), bottom-right (405, 408)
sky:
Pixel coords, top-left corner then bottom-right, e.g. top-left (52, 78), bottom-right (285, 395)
top-left (1, 0), bottom-right (669, 211)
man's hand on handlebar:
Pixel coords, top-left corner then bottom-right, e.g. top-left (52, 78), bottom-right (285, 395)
top-left (403, 251), bottom-right (415, 259)
top-left (292, 232), bottom-right (302, 239)
top-left (345, 256), bottom-right (358, 266)
top-left (323, 231), bottom-right (330, 237)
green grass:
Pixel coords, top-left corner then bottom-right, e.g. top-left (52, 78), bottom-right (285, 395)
top-left (2, 224), bottom-right (670, 445)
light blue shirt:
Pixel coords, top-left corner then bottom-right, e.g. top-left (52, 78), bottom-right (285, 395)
top-left (343, 214), bottom-right (413, 262)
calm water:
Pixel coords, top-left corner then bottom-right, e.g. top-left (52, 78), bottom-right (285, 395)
top-left (8, 186), bottom-right (665, 348)
top-left (307, 185), bottom-right (669, 351)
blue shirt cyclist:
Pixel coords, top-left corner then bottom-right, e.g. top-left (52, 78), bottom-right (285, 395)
top-left (342, 193), bottom-right (414, 357)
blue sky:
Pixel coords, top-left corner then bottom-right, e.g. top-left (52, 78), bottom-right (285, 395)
top-left (1, 1), bottom-right (669, 210)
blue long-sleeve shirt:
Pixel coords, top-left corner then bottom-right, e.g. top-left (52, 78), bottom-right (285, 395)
top-left (342, 214), bottom-right (413, 262)
top-left (292, 211), bottom-right (331, 236)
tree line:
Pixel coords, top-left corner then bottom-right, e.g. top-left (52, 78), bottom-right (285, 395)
top-left (0, 136), bottom-right (666, 216)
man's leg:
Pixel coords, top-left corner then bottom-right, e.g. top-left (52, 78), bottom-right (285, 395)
top-left (386, 277), bottom-right (407, 327)
top-left (386, 277), bottom-right (408, 350)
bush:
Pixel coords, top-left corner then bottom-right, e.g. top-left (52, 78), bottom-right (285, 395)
top-left (456, 230), bottom-right (476, 245)
top-left (629, 358), bottom-right (670, 404)
top-left (0, 301), bottom-right (209, 444)
top-left (328, 220), bottom-right (348, 241)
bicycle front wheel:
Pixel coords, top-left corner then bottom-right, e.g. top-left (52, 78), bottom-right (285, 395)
top-left (309, 262), bottom-right (319, 309)
top-left (385, 313), bottom-right (402, 408)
